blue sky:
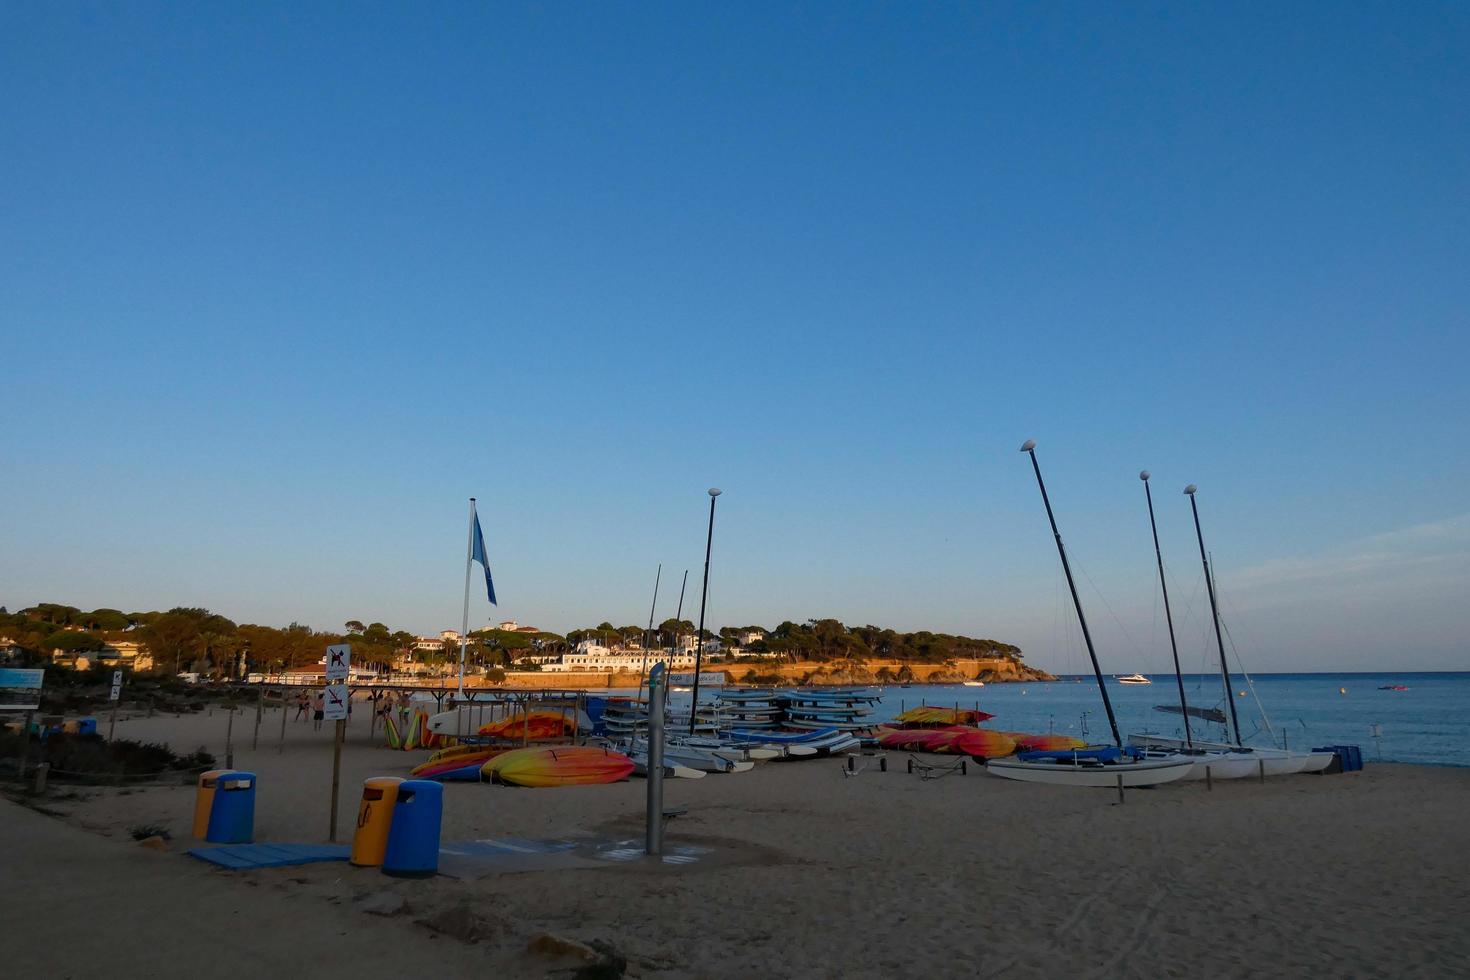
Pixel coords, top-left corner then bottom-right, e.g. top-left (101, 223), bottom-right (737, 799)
top-left (3, 4), bottom-right (1467, 671)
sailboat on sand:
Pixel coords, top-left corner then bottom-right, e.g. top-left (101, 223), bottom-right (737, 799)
top-left (987, 441), bottom-right (1194, 788)
top-left (1126, 483), bottom-right (1333, 776)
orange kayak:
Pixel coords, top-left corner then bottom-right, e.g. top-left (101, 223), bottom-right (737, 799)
top-left (477, 710), bottom-right (578, 741)
top-left (483, 745), bottom-right (635, 787)
top-left (1006, 732), bottom-right (1087, 752)
top-left (892, 706), bottom-right (995, 726)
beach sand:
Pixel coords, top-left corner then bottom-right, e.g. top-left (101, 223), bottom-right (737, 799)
top-left (10, 701), bottom-right (1469, 978)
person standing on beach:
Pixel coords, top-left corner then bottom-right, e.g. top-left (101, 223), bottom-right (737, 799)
top-left (294, 691), bottom-right (309, 721)
top-left (312, 690), bottom-right (325, 731)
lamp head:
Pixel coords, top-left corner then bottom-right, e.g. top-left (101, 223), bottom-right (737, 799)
top-left (1140, 470), bottom-right (1151, 482)
top-left (708, 488), bottom-right (722, 497)
top-left (1019, 439), bottom-right (1036, 452)
top-left (1184, 484), bottom-right (1197, 495)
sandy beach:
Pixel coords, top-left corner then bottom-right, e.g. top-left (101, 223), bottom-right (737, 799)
top-left (10, 701), bottom-right (1469, 979)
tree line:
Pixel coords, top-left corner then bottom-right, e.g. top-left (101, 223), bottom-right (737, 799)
top-left (1, 603), bottom-right (1027, 679)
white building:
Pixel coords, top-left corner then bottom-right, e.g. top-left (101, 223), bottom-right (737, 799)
top-left (543, 649), bottom-right (698, 672)
top-left (737, 629), bottom-right (766, 647)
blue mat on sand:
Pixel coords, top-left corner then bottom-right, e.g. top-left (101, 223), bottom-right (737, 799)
top-left (188, 843), bottom-right (351, 870)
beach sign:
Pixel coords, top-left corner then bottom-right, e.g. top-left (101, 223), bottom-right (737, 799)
top-left (109, 670), bottom-right (123, 701)
top-left (325, 643), bottom-right (351, 681)
top-left (323, 681), bottom-right (350, 721)
top-left (0, 668), bottom-right (44, 710)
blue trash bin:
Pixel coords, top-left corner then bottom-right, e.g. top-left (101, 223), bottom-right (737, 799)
top-left (78, 718), bottom-right (98, 736)
top-left (381, 779), bottom-right (442, 878)
top-left (205, 770), bottom-right (256, 844)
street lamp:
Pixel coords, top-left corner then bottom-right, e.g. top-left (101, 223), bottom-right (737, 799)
top-left (689, 488), bottom-right (722, 732)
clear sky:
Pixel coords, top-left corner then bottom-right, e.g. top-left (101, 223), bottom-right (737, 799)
top-left (3, 4), bottom-right (1467, 672)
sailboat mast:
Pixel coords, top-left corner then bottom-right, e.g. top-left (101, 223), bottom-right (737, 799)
top-left (1140, 472), bottom-right (1192, 747)
top-left (635, 563), bottom-right (662, 701)
top-left (1185, 485), bottom-right (1242, 744)
top-left (1020, 441), bottom-right (1121, 747)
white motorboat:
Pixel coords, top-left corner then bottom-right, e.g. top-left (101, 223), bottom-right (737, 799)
top-left (962, 680), bottom-right (985, 687)
top-left (1117, 674), bottom-right (1151, 685)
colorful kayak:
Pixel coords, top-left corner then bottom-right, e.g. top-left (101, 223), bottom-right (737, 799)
top-left (892, 706), bottom-right (995, 727)
top-left (877, 726), bottom-right (1017, 759)
top-left (478, 710), bottom-right (579, 741)
top-left (411, 747), bottom-right (507, 781)
top-left (483, 745), bottom-right (635, 787)
top-left (1007, 733), bottom-right (1087, 752)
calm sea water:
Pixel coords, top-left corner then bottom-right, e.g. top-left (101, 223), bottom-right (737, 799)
top-left (668, 672), bottom-right (1469, 767)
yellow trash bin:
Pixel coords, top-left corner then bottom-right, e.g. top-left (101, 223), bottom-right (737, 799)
top-left (192, 769), bottom-right (228, 839)
top-left (350, 777), bottom-right (404, 867)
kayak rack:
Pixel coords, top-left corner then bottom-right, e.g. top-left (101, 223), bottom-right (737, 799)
top-left (906, 755), bottom-right (968, 781)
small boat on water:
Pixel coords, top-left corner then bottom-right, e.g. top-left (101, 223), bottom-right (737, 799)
top-left (1379, 684), bottom-right (1408, 691)
top-left (1117, 673), bottom-right (1151, 685)
top-left (962, 680), bottom-right (985, 687)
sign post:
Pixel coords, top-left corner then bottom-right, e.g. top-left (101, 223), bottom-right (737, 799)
top-left (324, 644), bottom-right (351, 842)
top-left (3, 669), bottom-right (45, 781)
top-left (108, 669), bottom-right (123, 741)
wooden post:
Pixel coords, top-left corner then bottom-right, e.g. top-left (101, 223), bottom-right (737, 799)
top-left (18, 710), bottom-right (33, 782)
top-left (225, 705), bottom-right (235, 769)
top-left (1116, 773), bottom-right (1125, 804)
top-left (1205, 762), bottom-right (1213, 791)
top-left (252, 687), bottom-right (263, 750)
top-left (278, 687), bottom-right (288, 754)
top-left (108, 696), bottom-right (119, 742)
top-left (328, 718), bottom-right (345, 842)
top-left (34, 762), bottom-right (49, 794)
top-left (1258, 759), bottom-right (1266, 784)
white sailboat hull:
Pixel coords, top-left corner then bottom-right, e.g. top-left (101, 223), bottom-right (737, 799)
top-left (1128, 735), bottom-right (1336, 775)
top-left (987, 755), bottom-right (1196, 787)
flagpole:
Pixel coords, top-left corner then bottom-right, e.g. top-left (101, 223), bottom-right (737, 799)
top-left (458, 497), bottom-right (475, 698)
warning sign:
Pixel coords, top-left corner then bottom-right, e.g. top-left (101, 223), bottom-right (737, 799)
top-left (323, 680), bottom-right (350, 721)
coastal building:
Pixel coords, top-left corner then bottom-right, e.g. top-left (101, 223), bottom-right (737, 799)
top-left (543, 648), bottom-right (698, 672)
top-left (495, 620), bottom-right (541, 634)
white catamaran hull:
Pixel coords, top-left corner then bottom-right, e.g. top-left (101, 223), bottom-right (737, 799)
top-left (1128, 735), bottom-right (1335, 775)
top-left (987, 755), bottom-right (1197, 787)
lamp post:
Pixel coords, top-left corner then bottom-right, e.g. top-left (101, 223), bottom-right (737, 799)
top-left (688, 488), bottom-right (722, 733)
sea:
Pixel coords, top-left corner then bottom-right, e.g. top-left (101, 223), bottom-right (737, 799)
top-left (666, 672), bottom-right (1469, 767)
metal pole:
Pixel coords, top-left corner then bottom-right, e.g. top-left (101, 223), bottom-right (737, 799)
top-left (646, 662), bottom-right (667, 856)
top-left (329, 719), bottom-right (345, 841)
top-left (253, 687), bottom-right (263, 750)
top-left (1141, 473), bottom-right (1191, 747)
top-left (458, 497), bottom-right (476, 698)
top-left (689, 490), bottom-right (721, 734)
top-left (1185, 486), bottom-right (1243, 744)
top-left (1021, 442), bottom-right (1121, 747)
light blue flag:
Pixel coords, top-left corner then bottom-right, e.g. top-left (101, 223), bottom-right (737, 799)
top-left (471, 513), bottom-right (497, 605)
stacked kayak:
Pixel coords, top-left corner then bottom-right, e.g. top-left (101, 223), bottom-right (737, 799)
top-left (478, 710), bottom-right (579, 741)
top-left (876, 726), bottom-right (1017, 759)
top-left (891, 706), bottom-right (995, 727)
top-left (483, 745), bottom-right (635, 787)
top-left (1006, 732), bottom-right (1087, 752)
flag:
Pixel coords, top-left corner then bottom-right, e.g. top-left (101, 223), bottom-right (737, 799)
top-left (471, 512), bottom-right (497, 605)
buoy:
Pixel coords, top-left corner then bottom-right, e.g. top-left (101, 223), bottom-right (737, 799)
top-left (1339, 687), bottom-right (1347, 695)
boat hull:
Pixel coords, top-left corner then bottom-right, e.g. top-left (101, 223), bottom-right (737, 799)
top-left (987, 756), bottom-right (1196, 787)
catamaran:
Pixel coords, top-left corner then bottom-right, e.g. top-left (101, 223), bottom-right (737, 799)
top-left (987, 442), bottom-right (1194, 788)
top-left (1127, 484), bottom-right (1332, 776)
